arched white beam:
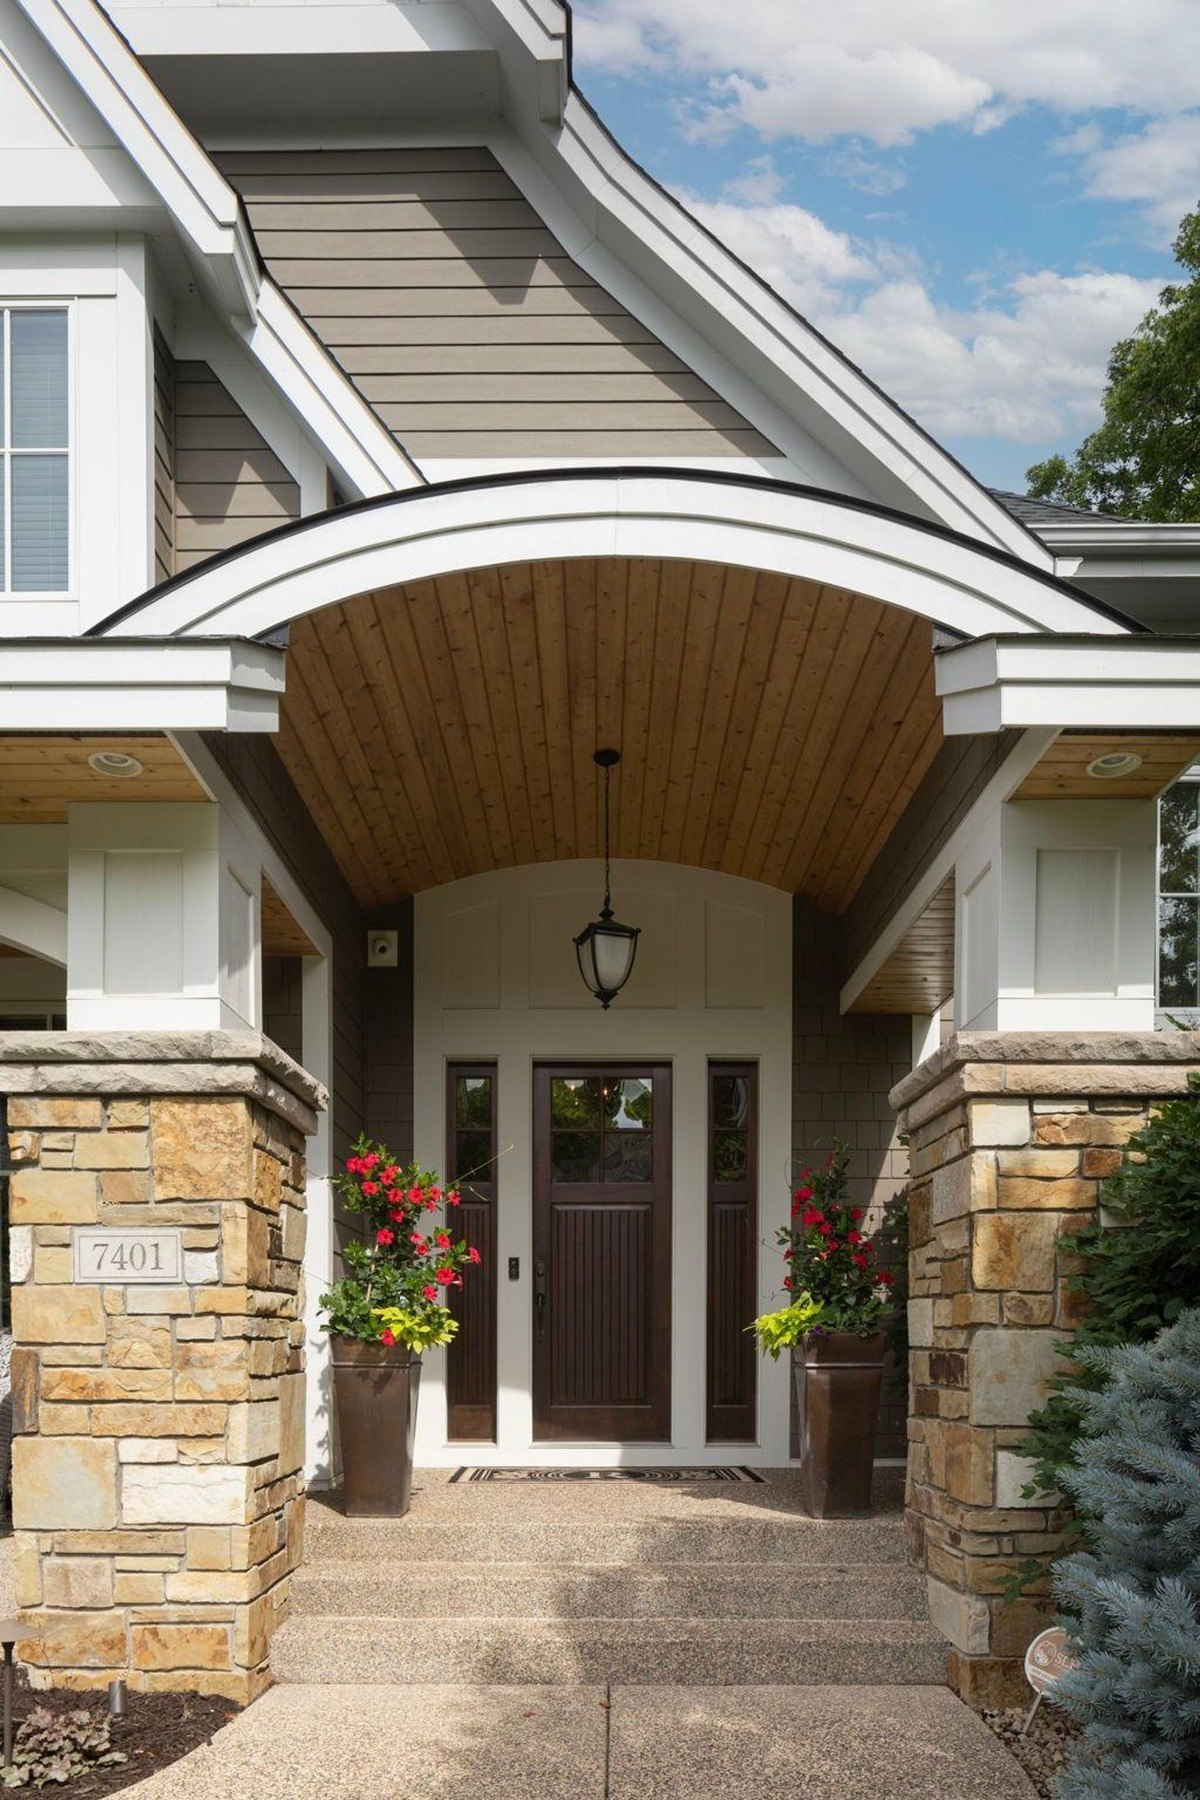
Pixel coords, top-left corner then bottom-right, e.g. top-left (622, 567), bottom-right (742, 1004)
top-left (97, 470), bottom-right (1135, 642)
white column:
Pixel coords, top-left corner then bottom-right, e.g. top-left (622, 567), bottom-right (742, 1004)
top-left (955, 796), bottom-right (1157, 1032)
top-left (66, 801), bottom-right (262, 1031)
top-left (301, 950), bottom-right (337, 1486)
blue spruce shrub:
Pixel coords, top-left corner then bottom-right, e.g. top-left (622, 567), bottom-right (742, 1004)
top-left (1052, 1308), bottom-right (1200, 1799)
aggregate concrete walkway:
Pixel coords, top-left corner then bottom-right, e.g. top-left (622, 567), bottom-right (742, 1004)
top-left (123, 1682), bottom-right (1037, 1799)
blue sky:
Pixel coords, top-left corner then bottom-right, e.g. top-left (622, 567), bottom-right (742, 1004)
top-left (573, 2), bottom-right (1200, 491)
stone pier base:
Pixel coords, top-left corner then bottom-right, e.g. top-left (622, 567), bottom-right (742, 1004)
top-left (0, 1033), bottom-right (325, 1704)
top-left (891, 1031), bottom-right (1200, 1706)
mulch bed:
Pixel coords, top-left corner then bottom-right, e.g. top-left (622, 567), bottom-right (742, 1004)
top-left (3, 1672), bottom-right (239, 1794)
top-left (980, 1704), bottom-right (1083, 1799)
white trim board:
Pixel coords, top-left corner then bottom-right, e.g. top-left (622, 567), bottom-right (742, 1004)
top-left (937, 636), bottom-right (1200, 733)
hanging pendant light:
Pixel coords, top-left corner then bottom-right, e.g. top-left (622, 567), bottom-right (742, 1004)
top-left (574, 748), bottom-right (640, 1009)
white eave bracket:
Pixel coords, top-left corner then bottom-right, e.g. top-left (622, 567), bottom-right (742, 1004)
top-left (937, 634), bottom-right (1200, 734)
top-left (0, 639), bottom-right (285, 733)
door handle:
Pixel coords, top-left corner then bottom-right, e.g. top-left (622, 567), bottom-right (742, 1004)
top-left (534, 1260), bottom-right (547, 1341)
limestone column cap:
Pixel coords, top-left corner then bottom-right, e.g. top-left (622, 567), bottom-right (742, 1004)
top-left (891, 1028), bottom-right (1200, 1124)
top-left (0, 1030), bottom-right (326, 1136)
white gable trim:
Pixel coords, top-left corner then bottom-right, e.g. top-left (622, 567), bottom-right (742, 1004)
top-left (0, 639), bottom-right (285, 731)
top-left (937, 635), bottom-right (1200, 733)
top-left (92, 470), bottom-right (1132, 643)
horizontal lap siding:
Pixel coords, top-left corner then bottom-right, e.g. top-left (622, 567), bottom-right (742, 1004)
top-left (173, 362), bottom-right (299, 571)
top-left (217, 148), bottom-right (778, 461)
top-left (152, 329), bottom-right (175, 583)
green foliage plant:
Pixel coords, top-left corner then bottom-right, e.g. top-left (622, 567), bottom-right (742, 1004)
top-left (1, 1707), bottom-right (125, 1787)
top-left (1051, 1310), bottom-right (1200, 1800)
top-left (772, 1139), bottom-right (896, 1338)
top-left (1018, 1082), bottom-right (1200, 1505)
top-left (318, 1136), bottom-right (481, 1350)
top-left (1026, 208), bottom-right (1200, 522)
top-left (748, 1293), bottom-right (823, 1359)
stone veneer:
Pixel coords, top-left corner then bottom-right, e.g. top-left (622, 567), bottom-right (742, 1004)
top-left (891, 1030), bottom-right (1200, 1706)
top-left (0, 1033), bottom-right (325, 1704)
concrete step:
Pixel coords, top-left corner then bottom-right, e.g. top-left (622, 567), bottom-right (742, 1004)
top-left (302, 1516), bottom-right (912, 1567)
top-left (270, 1614), bottom-right (947, 1686)
top-left (289, 1559), bottom-right (928, 1621)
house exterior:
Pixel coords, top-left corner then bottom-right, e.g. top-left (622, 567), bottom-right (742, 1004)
top-left (1, 0), bottom-right (1200, 1708)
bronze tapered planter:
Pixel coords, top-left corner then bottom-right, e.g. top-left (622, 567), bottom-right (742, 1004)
top-left (793, 1331), bottom-right (886, 1519)
top-left (331, 1337), bottom-right (422, 1517)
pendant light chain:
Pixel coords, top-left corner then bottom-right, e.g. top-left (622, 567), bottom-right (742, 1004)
top-left (602, 757), bottom-right (613, 919)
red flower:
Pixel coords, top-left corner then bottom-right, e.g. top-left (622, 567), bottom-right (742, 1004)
top-left (410, 1232), bottom-right (427, 1250)
top-left (447, 1190), bottom-right (461, 1207)
top-left (802, 1207), bottom-right (824, 1227)
top-left (795, 1184), bottom-right (813, 1201)
top-left (851, 1208), bottom-right (864, 1223)
top-left (407, 1185), bottom-right (424, 1204)
top-left (782, 1276), bottom-right (794, 1290)
top-left (386, 1187), bottom-right (403, 1205)
top-left (467, 1246), bottom-right (481, 1265)
top-left (361, 1181), bottom-right (379, 1197)
top-left (852, 1252), bottom-right (869, 1270)
top-left (878, 1270), bottom-right (895, 1286)
top-left (380, 1328), bottom-right (396, 1348)
top-left (435, 1266), bottom-right (454, 1286)
top-left (790, 1201), bottom-right (801, 1217)
top-left (424, 1196), bottom-right (438, 1212)
top-left (783, 1247), bottom-right (793, 1260)
top-left (422, 1284), bottom-right (438, 1301)
top-left (429, 1185), bottom-right (443, 1201)
top-left (435, 1231), bottom-right (452, 1250)
top-left (375, 1227), bottom-right (394, 1246)
top-left (818, 1222), bottom-right (833, 1237)
top-left (847, 1230), bottom-right (863, 1246)
top-left (362, 1152), bottom-right (380, 1171)
top-left (381, 1166), bottom-right (398, 1184)
top-left (346, 1156), bottom-right (364, 1175)
top-left (389, 1207), bottom-right (405, 1223)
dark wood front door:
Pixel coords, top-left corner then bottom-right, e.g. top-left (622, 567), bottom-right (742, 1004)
top-left (532, 1064), bottom-right (671, 1441)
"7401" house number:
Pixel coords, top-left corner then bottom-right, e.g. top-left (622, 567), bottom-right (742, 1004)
top-left (72, 1228), bottom-right (184, 1285)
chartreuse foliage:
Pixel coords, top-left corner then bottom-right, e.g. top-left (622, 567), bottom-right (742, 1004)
top-left (1018, 1081), bottom-right (1200, 1504)
top-left (748, 1294), bottom-right (823, 1360)
top-left (1051, 1311), bottom-right (1200, 1800)
top-left (1027, 208), bottom-right (1200, 521)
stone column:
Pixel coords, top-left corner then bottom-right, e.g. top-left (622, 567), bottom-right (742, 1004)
top-left (0, 1032), bottom-right (325, 1704)
top-left (892, 1031), bottom-right (1200, 1706)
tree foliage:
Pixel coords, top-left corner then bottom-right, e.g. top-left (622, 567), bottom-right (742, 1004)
top-left (1018, 1082), bottom-right (1200, 1504)
top-left (1052, 1311), bottom-right (1200, 1800)
top-left (1026, 209), bottom-right (1200, 521)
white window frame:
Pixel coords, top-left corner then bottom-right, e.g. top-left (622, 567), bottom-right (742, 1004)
top-left (0, 300), bottom-right (73, 600)
top-left (1155, 771), bottom-right (1200, 1027)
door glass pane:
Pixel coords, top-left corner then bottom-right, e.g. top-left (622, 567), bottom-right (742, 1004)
top-left (11, 311), bottom-right (67, 448)
top-left (11, 454), bottom-right (68, 590)
top-left (455, 1074), bottom-right (492, 1129)
top-left (552, 1130), bottom-right (600, 1183)
top-left (1160, 786), bottom-right (1200, 896)
top-left (713, 1129), bottom-right (748, 1181)
top-left (604, 1131), bottom-right (652, 1182)
top-left (1159, 895), bottom-right (1200, 1007)
top-left (551, 1077), bottom-right (601, 1128)
top-left (712, 1075), bottom-right (750, 1130)
top-left (605, 1077), bottom-right (652, 1129)
top-left (455, 1128), bottom-right (492, 1184)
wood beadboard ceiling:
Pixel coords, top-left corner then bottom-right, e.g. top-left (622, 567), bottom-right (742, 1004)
top-left (0, 736), bottom-right (207, 822)
top-left (1015, 732), bottom-right (1200, 798)
top-left (276, 557), bottom-right (943, 911)
top-left (851, 877), bottom-right (955, 1014)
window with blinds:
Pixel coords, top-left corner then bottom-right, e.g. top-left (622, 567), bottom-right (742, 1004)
top-left (1, 308), bottom-right (70, 594)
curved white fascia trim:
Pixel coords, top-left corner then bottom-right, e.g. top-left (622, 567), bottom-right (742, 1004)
top-left (16, 0), bottom-right (258, 314)
top-left (99, 471), bottom-right (1129, 642)
top-left (531, 97), bottom-right (1045, 565)
top-left (248, 286), bottom-right (423, 499)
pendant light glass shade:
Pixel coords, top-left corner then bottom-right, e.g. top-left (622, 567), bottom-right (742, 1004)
top-left (575, 749), bottom-right (640, 1008)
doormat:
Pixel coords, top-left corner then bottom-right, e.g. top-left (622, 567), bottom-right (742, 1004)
top-left (448, 1466), bottom-right (765, 1484)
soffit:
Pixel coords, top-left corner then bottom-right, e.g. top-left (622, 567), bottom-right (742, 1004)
top-left (275, 555), bottom-right (942, 910)
top-left (849, 876), bottom-right (955, 1016)
top-left (1014, 732), bottom-right (1200, 800)
top-left (0, 735), bottom-right (208, 822)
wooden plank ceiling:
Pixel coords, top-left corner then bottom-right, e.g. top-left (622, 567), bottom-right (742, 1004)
top-left (1015, 732), bottom-right (1200, 798)
top-left (0, 736), bottom-right (207, 822)
top-left (276, 557), bottom-right (943, 911)
top-left (851, 877), bottom-right (955, 1014)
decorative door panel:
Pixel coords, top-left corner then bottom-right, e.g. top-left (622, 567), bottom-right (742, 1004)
top-left (446, 1063), bottom-right (497, 1441)
top-left (706, 1061), bottom-right (758, 1442)
top-left (533, 1065), bottom-right (671, 1441)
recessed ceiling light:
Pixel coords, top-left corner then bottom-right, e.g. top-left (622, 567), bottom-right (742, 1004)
top-left (86, 750), bottom-right (144, 779)
top-left (1085, 750), bottom-right (1143, 780)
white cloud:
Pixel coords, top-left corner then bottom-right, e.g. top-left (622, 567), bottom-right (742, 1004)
top-left (574, 2), bottom-right (1200, 149)
top-left (1071, 114), bottom-right (1200, 238)
top-left (678, 191), bottom-right (1165, 441)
